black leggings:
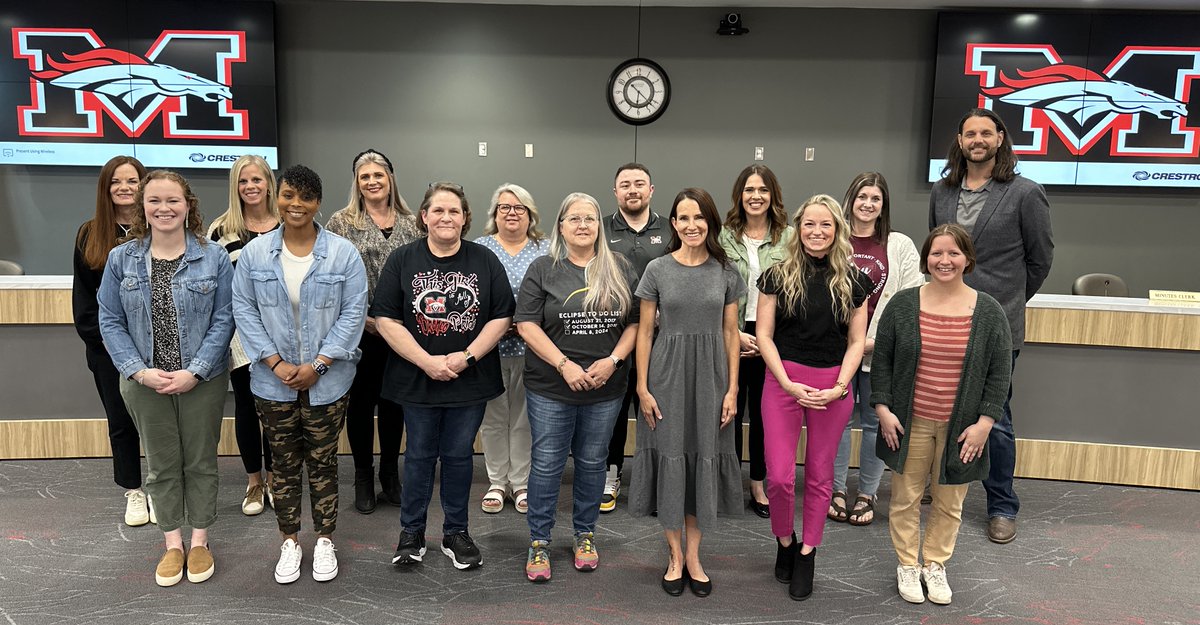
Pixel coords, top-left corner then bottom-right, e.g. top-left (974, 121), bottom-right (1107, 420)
top-left (345, 331), bottom-right (404, 472)
top-left (733, 320), bottom-right (767, 481)
top-left (85, 344), bottom-right (142, 490)
top-left (231, 364), bottom-right (272, 474)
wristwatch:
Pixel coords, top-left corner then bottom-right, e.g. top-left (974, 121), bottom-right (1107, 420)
top-left (608, 355), bottom-right (624, 368)
top-left (311, 359), bottom-right (330, 376)
top-left (834, 380), bottom-right (848, 400)
top-left (463, 349), bottom-right (477, 367)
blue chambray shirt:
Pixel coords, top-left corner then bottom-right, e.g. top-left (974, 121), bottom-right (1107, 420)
top-left (97, 232), bottom-right (235, 380)
top-left (232, 223), bottom-right (368, 406)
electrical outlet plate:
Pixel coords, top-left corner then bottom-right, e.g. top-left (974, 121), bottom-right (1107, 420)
top-left (754, 146), bottom-right (764, 161)
top-left (478, 142), bottom-right (487, 157)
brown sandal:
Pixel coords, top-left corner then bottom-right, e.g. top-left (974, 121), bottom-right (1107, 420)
top-left (847, 495), bottom-right (875, 526)
top-left (827, 491), bottom-right (849, 522)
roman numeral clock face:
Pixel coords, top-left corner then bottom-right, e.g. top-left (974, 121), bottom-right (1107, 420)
top-left (607, 58), bottom-right (671, 125)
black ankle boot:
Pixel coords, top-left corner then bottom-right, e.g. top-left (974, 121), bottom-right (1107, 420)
top-left (789, 546), bottom-right (815, 601)
top-left (774, 534), bottom-right (798, 583)
top-left (354, 468), bottom-right (377, 514)
top-left (378, 466), bottom-right (402, 506)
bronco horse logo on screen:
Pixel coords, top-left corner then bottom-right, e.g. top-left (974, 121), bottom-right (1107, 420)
top-left (965, 43), bottom-right (1200, 158)
top-left (13, 28), bottom-right (248, 139)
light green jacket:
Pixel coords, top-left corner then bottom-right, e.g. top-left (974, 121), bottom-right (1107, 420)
top-left (718, 225), bottom-right (794, 330)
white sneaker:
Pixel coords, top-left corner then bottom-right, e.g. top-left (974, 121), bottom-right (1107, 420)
top-left (922, 562), bottom-right (952, 605)
top-left (124, 490), bottom-right (149, 526)
top-left (242, 483), bottom-right (265, 516)
top-left (896, 564), bottom-right (925, 603)
top-left (275, 539), bottom-right (303, 584)
top-left (600, 465), bottom-right (620, 513)
top-left (147, 494), bottom-right (157, 525)
top-left (312, 537), bottom-right (338, 582)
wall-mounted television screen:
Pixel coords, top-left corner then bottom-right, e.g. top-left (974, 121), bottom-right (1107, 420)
top-left (0, 0), bottom-right (277, 169)
top-left (929, 11), bottom-right (1200, 188)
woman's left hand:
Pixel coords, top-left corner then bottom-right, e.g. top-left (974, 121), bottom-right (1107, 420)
top-left (957, 417), bottom-right (994, 463)
top-left (720, 391), bottom-right (737, 428)
top-left (584, 357), bottom-right (617, 388)
top-left (156, 370), bottom-right (199, 395)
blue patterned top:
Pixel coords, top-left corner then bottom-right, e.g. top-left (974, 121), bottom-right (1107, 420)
top-left (476, 235), bottom-right (548, 358)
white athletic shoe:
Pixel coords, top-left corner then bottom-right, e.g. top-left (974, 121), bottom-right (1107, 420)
top-left (124, 490), bottom-right (149, 526)
top-left (896, 564), bottom-right (925, 604)
top-left (312, 537), bottom-right (339, 582)
top-left (922, 562), bottom-right (953, 605)
top-left (275, 538), bottom-right (303, 584)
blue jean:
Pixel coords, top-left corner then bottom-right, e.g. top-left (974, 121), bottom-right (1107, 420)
top-left (526, 391), bottom-right (623, 543)
top-left (983, 350), bottom-right (1020, 519)
top-left (399, 402), bottom-right (487, 536)
top-left (833, 369), bottom-right (886, 497)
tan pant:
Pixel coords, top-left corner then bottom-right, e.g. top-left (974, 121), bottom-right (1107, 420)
top-left (889, 416), bottom-right (970, 567)
top-left (480, 356), bottom-right (531, 492)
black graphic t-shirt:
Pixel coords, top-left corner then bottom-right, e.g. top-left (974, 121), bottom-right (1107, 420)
top-left (514, 254), bottom-right (640, 404)
top-left (371, 239), bottom-right (516, 407)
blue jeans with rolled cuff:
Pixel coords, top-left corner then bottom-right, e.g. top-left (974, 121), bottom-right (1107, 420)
top-left (525, 391), bottom-right (623, 543)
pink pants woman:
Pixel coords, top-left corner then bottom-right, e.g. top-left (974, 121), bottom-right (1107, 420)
top-left (762, 360), bottom-right (855, 546)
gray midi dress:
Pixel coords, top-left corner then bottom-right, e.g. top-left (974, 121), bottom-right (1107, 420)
top-left (629, 254), bottom-right (747, 530)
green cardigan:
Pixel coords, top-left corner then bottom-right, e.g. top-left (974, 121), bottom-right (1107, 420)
top-left (869, 286), bottom-right (1012, 484)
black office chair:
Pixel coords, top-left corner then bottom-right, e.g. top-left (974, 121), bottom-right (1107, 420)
top-left (0, 259), bottom-right (25, 275)
top-left (1071, 273), bottom-right (1128, 297)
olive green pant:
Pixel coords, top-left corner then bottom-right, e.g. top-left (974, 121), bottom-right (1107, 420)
top-left (119, 371), bottom-right (229, 532)
top-left (256, 392), bottom-right (348, 536)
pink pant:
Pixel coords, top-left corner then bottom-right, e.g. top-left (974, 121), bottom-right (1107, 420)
top-left (762, 361), bottom-right (854, 546)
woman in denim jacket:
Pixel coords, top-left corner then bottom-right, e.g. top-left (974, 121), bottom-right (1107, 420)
top-left (97, 170), bottom-right (235, 587)
top-left (232, 165), bottom-right (367, 585)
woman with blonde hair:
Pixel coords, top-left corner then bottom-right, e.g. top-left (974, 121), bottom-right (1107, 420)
top-left (326, 149), bottom-right (421, 513)
top-left (72, 155), bottom-right (150, 526)
top-left (756, 194), bottom-right (871, 600)
top-left (476, 183), bottom-right (548, 515)
top-left (208, 154), bottom-right (280, 516)
top-left (514, 192), bottom-right (638, 581)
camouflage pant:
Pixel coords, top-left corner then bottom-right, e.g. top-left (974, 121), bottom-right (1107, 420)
top-left (256, 392), bottom-right (348, 535)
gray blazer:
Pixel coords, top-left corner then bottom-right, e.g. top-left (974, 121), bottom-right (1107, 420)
top-left (929, 175), bottom-right (1054, 349)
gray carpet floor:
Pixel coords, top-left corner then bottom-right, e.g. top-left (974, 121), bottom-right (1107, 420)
top-left (0, 456), bottom-right (1196, 625)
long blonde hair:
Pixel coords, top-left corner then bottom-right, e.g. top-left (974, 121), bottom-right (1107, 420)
top-left (210, 155), bottom-right (278, 241)
top-left (548, 192), bottom-right (632, 316)
top-left (340, 150), bottom-right (411, 230)
top-left (765, 194), bottom-right (858, 322)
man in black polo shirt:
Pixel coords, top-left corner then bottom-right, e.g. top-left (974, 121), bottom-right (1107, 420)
top-left (601, 162), bottom-right (669, 513)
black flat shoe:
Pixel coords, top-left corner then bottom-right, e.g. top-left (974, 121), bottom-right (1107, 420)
top-left (749, 499), bottom-right (770, 519)
top-left (689, 575), bottom-right (712, 597)
top-left (662, 566), bottom-right (687, 596)
top-left (354, 469), bottom-right (377, 514)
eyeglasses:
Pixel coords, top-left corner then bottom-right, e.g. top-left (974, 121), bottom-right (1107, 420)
top-left (496, 204), bottom-right (528, 215)
top-left (561, 215), bottom-right (598, 226)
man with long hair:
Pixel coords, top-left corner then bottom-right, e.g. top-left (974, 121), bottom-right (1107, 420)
top-left (929, 107), bottom-right (1054, 545)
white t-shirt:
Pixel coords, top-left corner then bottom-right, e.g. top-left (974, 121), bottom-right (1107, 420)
top-left (742, 234), bottom-right (767, 322)
top-left (280, 243), bottom-right (314, 331)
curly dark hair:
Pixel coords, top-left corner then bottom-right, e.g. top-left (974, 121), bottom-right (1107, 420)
top-left (128, 170), bottom-right (206, 241)
top-left (279, 164), bottom-right (322, 202)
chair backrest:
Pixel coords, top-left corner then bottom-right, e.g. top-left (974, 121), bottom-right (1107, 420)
top-left (1072, 273), bottom-right (1128, 297)
top-left (0, 259), bottom-right (25, 276)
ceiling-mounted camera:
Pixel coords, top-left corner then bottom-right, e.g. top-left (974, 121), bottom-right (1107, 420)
top-left (717, 12), bottom-right (749, 36)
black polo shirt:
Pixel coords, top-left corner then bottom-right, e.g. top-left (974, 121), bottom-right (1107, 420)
top-left (605, 210), bottom-right (670, 278)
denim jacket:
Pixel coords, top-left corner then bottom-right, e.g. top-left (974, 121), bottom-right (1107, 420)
top-left (232, 224), bottom-right (367, 405)
top-left (97, 232), bottom-right (235, 381)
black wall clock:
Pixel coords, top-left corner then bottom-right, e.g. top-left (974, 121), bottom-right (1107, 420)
top-left (607, 58), bottom-right (671, 126)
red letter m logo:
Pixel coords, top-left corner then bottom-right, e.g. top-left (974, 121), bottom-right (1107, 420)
top-left (14, 28), bottom-right (248, 139)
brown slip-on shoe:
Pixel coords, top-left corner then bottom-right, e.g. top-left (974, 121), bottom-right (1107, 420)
top-left (987, 516), bottom-right (1017, 544)
top-left (186, 545), bottom-right (215, 583)
top-left (155, 548), bottom-right (185, 587)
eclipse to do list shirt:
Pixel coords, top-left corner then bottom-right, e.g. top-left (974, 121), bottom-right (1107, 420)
top-left (514, 254), bottom-right (640, 404)
top-left (370, 238), bottom-right (516, 407)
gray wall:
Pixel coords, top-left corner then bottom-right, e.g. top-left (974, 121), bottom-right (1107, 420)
top-left (1, 2), bottom-right (1198, 295)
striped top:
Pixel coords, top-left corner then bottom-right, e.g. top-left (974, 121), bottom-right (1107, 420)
top-left (912, 311), bottom-right (972, 422)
